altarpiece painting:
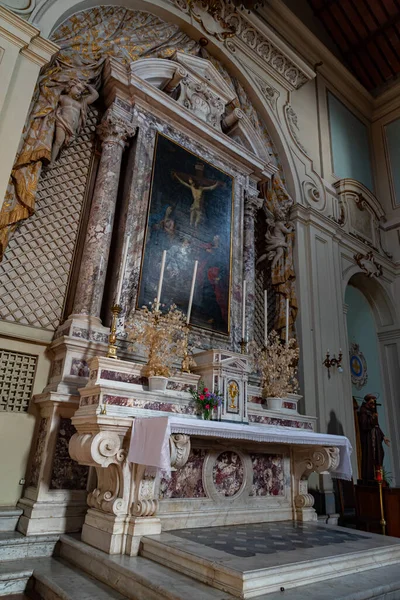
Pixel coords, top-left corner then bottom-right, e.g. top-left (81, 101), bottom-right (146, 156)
top-left (137, 133), bottom-right (234, 334)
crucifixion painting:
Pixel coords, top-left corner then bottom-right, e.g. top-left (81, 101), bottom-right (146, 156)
top-left (137, 133), bottom-right (234, 335)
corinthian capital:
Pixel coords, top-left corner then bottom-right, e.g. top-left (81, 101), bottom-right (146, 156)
top-left (97, 109), bottom-right (136, 148)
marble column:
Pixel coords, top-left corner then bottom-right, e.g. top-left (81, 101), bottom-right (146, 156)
top-left (72, 107), bottom-right (136, 318)
top-left (243, 184), bottom-right (263, 342)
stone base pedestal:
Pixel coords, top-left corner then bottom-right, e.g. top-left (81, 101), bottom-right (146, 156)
top-left (81, 510), bottom-right (162, 556)
top-left (81, 509), bottom-right (128, 555)
top-left (18, 492), bottom-right (87, 535)
top-left (126, 517), bottom-right (162, 556)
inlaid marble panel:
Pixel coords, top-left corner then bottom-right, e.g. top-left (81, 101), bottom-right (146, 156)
top-left (250, 453), bottom-right (284, 497)
top-left (28, 417), bottom-right (48, 487)
top-left (50, 418), bottom-right (89, 490)
top-left (212, 451), bottom-right (244, 497)
top-left (70, 359), bottom-right (90, 377)
top-left (249, 414), bottom-right (313, 430)
top-left (160, 448), bottom-right (207, 499)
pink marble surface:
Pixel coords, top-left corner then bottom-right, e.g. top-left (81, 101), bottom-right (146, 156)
top-left (250, 453), bottom-right (284, 496)
top-left (213, 451), bottom-right (244, 497)
top-left (249, 414), bottom-right (313, 430)
top-left (160, 448), bottom-right (207, 499)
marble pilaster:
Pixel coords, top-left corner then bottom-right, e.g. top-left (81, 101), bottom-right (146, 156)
top-left (243, 183), bottom-right (263, 342)
top-left (72, 107), bottom-right (136, 318)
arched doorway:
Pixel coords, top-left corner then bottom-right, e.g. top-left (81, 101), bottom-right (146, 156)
top-left (345, 273), bottom-right (398, 485)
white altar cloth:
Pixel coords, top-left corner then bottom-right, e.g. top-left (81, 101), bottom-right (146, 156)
top-left (129, 416), bottom-right (353, 481)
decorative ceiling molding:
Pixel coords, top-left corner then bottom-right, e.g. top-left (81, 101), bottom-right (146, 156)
top-left (2, 0), bottom-right (36, 16)
top-left (284, 103), bottom-right (309, 156)
top-left (171, 0), bottom-right (315, 91)
top-left (248, 70), bottom-right (280, 112)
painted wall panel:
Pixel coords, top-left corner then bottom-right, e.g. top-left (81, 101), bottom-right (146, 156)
top-left (385, 118), bottom-right (400, 206)
top-left (328, 92), bottom-right (373, 191)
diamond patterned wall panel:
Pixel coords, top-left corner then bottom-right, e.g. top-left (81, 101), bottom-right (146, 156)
top-left (0, 348), bottom-right (38, 412)
top-left (0, 107), bottom-right (98, 331)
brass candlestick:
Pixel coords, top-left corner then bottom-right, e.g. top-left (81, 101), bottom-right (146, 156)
top-left (240, 339), bottom-right (247, 354)
top-left (107, 304), bottom-right (122, 359)
top-left (181, 328), bottom-right (191, 373)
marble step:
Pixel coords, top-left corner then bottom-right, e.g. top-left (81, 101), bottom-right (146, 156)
top-left (255, 563), bottom-right (400, 599)
top-left (0, 560), bottom-right (34, 596)
top-left (140, 525), bottom-right (400, 599)
top-left (59, 534), bottom-right (234, 599)
top-left (31, 558), bottom-right (129, 600)
top-left (0, 508), bottom-right (23, 533)
top-left (0, 533), bottom-right (58, 562)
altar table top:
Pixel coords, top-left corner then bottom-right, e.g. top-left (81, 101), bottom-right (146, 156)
top-left (129, 416), bottom-right (353, 480)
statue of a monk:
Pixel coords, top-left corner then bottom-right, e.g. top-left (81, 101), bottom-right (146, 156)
top-left (358, 393), bottom-right (390, 482)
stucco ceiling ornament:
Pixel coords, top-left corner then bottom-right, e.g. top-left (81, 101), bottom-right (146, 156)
top-left (248, 70), bottom-right (280, 112)
top-left (284, 103), bottom-right (309, 156)
top-left (173, 0), bottom-right (314, 90)
top-left (2, 0), bottom-right (36, 16)
top-left (177, 0), bottom-right (236, 40)
top-left (354, 250), bottom-right (383, 279)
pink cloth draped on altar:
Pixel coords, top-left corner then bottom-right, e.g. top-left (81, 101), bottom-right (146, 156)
top-left (128, 416), bottom-right (171, 473)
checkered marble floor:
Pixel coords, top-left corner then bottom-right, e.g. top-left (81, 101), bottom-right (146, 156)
top-left (170, 522), bottom-right (368, 558)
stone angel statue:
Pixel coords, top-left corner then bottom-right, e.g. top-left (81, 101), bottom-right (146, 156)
top-left (51, 79), bottom-right (99, 162)
top-left (257, 205), bottom-right (294, 271)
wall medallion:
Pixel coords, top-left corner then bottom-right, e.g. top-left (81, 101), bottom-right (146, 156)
top-left (349, 342), bottom-right (368, 390)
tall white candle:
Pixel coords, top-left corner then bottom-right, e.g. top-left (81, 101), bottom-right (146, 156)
top-left (156, 250), bottom-right (167, 309)
top-left (242, 279), bottom-right (247, 340)
top-left (285, 297), bottom-right (290, 345)
top-left (186, 260), bottom-right (198, 324)
top-left (264, 289), bottom-right (268, 347)
top-left (115, 235), bottom-right (130, 305)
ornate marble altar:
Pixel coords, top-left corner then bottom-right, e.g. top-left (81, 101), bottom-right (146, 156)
top-left (68, 352), bottom-right (350, 556)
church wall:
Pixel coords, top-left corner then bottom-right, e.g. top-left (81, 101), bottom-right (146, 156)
top-left (0, 335), bottom-right (51, 506)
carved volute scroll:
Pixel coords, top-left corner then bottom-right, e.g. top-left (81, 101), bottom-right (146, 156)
top-left (70, 421), bottom-right (192, 521)
top-left (292, 446), bottom-right (340, 521)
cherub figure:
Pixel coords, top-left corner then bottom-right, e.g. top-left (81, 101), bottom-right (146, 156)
top-left (173, 171), bottom-right (221, 228)
top-left (257, 207), bottom-right (294, 270)
top-left (51, 79), bottom-right (98, 162)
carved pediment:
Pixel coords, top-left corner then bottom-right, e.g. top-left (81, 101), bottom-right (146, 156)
top-left (222, 108), bottom-right (271, 162)
top-left (171, 52), bottom-right (237, 131)
top-left (172, 52), bottom-right (236, 105)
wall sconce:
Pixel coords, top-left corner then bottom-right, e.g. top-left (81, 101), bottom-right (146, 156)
top-left (323, 349), bottom-right (343, 378)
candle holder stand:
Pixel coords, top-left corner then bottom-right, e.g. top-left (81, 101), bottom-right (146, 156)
top-left (240, 339), bottom-right (247, 354)
top-left (375, 466), bottom-right (386, 536)
top-left (181, 329), bottom-right (191, 373)
top-left (107, 304), bottom-right (122, 359)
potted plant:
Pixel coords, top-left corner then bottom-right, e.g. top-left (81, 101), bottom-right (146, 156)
top-left (125, 301), bottom-right (188, 392)
top-left (190, 381), bottom-right (223, 419)
top-left (249, 330), bottom-right (299, 410)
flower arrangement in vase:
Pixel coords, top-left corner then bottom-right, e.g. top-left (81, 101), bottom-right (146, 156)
top-left (190, 381), bottom-right (223, 420)
top-left (125, 301), bottom-right (190, 391)
top-left (249, 330), bottom-right (299, 409)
